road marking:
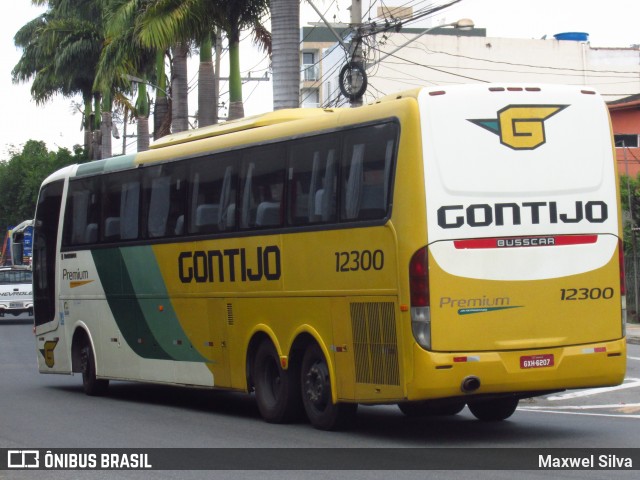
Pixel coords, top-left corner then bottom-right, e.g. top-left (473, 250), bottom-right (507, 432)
top-left (545, 378), bottom-right (640, 400)
top-left (628, 356), bottom-right (640, 361)
top-left (517, 408), bottom-right (640, 419)
top-left (521, 403), bottom-right (640, 410)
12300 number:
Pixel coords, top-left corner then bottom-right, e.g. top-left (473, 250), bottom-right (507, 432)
top-left (560, 287), bottom-right (614, 301)
top-left (335, 250), bottom-right (384, 272)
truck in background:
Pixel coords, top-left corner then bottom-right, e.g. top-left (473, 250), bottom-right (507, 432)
top-left (1, 220), bottom-right (33, 266)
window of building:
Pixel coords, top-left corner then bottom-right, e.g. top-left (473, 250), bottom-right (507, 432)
top-left (614, 134), bottom-right (639, 148)
top-left (301, 88), bottom-right (319, 108)
top-left (302, 51), bottom-right (318, 82)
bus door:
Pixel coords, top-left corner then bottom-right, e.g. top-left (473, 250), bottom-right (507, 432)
top-left (34, 179), bottom-right (69, 372)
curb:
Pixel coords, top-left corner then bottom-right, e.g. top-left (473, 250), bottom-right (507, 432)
top-left (626, 323), bottom-right (640, 345)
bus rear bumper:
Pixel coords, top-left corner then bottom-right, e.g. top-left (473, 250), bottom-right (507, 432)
top-left (406, 338), bottom-right (627, 401)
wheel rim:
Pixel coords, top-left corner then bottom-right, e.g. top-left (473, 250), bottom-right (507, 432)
top-left (304, 360), bottom-right (330, 412)
top-left (80, 348), bottom-right (89, 381)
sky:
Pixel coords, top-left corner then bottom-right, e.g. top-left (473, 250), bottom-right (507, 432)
top-left (2, 0), bottom-right (640, 158)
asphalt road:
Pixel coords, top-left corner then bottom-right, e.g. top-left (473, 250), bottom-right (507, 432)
top-left (1, 319), bottom-right (639, 480)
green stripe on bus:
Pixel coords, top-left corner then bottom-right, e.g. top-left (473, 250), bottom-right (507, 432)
top-left (76, 154), bottom-right (137, 177)
top-left (91, 247), bottom-right (172, 360)
top-left (120, 246), bottom-right (207, 363)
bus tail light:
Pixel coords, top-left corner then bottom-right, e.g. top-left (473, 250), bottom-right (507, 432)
top-left (619, 239), bottom-right (626, 337)
top-left (409, 246), bottom-right (431, 349)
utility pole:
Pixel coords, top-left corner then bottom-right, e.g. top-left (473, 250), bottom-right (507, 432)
top-left (349, 0), bottom-right (363, 107)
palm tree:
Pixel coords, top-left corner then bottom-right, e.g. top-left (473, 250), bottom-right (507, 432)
top-left (197, 32), bottom-right (216, 127)
top-left (134, 0), bottom-right (201, 133)
top-left (96, 0), bottom-right (160, 150)
top-left (271, 0), bottom-right (300, 110)
top-left (13, 0), bottom-right (105, 157)
top-left (219, 1), bottom-right (271, 119)
top-left (138, 0), bottom-right (270, 123)
top-left (153, 50), bottom-right (171, 139)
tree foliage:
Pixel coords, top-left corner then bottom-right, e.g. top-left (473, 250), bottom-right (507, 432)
top-left (0, 141), bottom-right (85, 230)
top-left (620, 174), bottom-right (640, 253)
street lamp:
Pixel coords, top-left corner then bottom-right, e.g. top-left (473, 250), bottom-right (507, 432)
top-left (122, 74), bottom-right (171, 99)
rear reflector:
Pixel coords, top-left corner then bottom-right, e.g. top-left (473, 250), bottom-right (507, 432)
top-left (453, 356), bottom-right (480, 363)
top-left (582, 347), bottom-right (607, 354)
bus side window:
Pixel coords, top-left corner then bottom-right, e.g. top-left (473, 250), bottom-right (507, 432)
top-left (240, 145), bottom-right (285, 229)
top-left (121, 181), bottom-right (140, 239)
top-left (287, 135), bottom-right (338, 226)
top-left (341, 123), bottom-right (398, 221)
top-left (145, 164), bottom-right (187, 238)
top-left (102, 171), bottom-right (140, 242)
top-left (147, 173), bottom-right (171, 237)
top-left (63, 178), bottom-right (101, 246)
top-left (188, 155), bottom-right (236, 234)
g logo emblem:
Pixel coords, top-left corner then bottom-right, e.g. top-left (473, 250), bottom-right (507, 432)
top-left (469, 105), bottom-right (568, 150)
top-left (40, 339), bottom-right (59, 368)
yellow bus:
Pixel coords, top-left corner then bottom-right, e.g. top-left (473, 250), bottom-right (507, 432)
top-left (33, 84), bottom-right (626, 430)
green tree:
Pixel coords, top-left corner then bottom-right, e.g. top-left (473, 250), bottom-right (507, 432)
top-left (621, 174), bottom-right (640, 253)
top-left (12, 0), bottom-right (106, 158)
top-left (0, 141), bottom-right (83, 230)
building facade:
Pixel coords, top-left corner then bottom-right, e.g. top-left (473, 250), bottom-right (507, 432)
top-left (301, 26), bottom-right (640, 108)
top-left (608, 94), bottom-right (640, 177)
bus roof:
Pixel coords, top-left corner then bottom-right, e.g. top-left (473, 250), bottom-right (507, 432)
top-left (150, 108), bottom-right (335, 149)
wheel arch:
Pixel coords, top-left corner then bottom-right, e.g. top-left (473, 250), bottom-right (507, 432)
top-left (245, 325), bottom-right (280, 391)
top-left (245, 324), bottom-right (336, 401)
top-left (289, 326), bottom-right (339, 404)
top-left (70, 322), bottom-right (93, 374)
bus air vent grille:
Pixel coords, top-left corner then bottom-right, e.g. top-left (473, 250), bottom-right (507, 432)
top-left (350, 302), bottom-right (400, 386)
top-left (226, 303), bottom-right (234, 326)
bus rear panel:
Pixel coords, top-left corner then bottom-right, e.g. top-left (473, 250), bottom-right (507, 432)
top-left (408, 85), bottom-right (625, 402)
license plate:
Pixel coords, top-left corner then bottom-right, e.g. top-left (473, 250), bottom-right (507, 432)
top-left (520, 354), bottom-right (554, 369)
top-left (9, 302), bottom-right (22, 308)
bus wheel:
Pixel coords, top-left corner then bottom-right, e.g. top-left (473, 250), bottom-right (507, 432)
top-left (80, 343), bottom-right (109, 396)
top-left (398, 399), bottom-right (466, 417)
top-left (253, 340), bottom-right (302, 423)
top-left (301, 343), bottom-right (357, 430)
top-left (467, 397), bottom-right (519, 421)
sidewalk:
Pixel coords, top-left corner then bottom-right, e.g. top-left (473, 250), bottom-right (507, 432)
top-left (627, 322), bottom-right (640, 345)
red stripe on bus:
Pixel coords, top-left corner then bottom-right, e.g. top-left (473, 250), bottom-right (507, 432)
top-left (454, 235), bottom-right (598, 249)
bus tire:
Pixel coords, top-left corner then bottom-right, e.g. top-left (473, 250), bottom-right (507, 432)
top-left (253, 340), bottom-right (302, 423)
top-left (467, 397), bottom-right (519, 421)
top-left (398, 399), bottom-right (466, 417)
top-left (80, 343), bottom-right (109, 396)
top-left (301, 343), bottom-right (357, 430)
